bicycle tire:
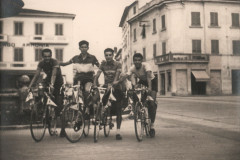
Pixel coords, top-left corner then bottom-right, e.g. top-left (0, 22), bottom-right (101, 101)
top-left (83, 118), bottom-right (90, 137)
top-left (93, 104), bottom-right (100, 143)
top-left (48, 106), bottom-right (61, 136)
top-left (103, 106), bottom-right (111, 137)
top-left (30, 102), bottom-right (47, 142)
top-left (64, 104), bottom-right (84, 143)
top-left (134, 102), bottom-right (143, 142)
top-left (144, 107), bottom-right (151, 137)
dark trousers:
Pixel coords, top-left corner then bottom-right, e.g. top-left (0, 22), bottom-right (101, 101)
top-left (102, 87), bottom-right (124, 129)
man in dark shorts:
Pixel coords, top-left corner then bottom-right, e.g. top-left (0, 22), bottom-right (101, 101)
top-left (93, 48), bottom-right (124, 140)
top-left (118, 53), bottom-right (157, 136)
top-left (28, 48), bottom-right (65, 137)
top-left (60, 40), bottom-right (99, 114)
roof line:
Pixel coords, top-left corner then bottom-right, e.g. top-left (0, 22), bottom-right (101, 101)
top-left (16, 8), bottom-right (76, 19)
top-left (128, 0), bottom-right (240, 23)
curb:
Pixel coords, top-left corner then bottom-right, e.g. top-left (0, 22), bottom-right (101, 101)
top-left (0, 125), bottom-right (30, 130)
top-left (0, 115), bottom-right (131, 130)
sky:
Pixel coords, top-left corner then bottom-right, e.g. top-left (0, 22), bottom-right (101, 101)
top-left (22, 0), bottom-right (135, 61)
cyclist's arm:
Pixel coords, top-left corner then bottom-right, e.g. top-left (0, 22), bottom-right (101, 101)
top-left (147, 71), bottom-right (152, 91)
top-left (28, 68), bottom-right (41, 88)
top-left (113, 62), bottom-right (122, 84)
top-left (59, 60), bottom-right (72, 66)
top-left (50, 67), bottom-right (58, 86)
top-left (93, 56), bottom-right (100, 68)
top-left (93, 70), bottom-right (102, 86)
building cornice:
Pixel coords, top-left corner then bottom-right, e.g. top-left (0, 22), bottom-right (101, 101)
top-left (128, 0), bottom-right (240, 24)
top-left (15, 8), bottom-right (76, 20)
top-left (119, 1), bottom-right (138, 27)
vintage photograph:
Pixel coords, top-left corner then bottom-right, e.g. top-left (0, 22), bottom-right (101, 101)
top-left (0, 0), bottom-right (240, 159)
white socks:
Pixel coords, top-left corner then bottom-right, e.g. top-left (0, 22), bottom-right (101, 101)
top-left (151, 123), bottom-right (154, 129)
top-left (116, 129), bottom-right (120, 135)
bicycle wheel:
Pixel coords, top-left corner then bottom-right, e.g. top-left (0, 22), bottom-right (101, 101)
top-left (134, 102), bottom-right (143, 142)
top-left (30, 102), bottom-right (47, 142)
top-left (83, 116), bottom-right (90, 137)
top-left (64, 104), bottom-right (84, 143)
top-left (103, 106), bottom-right (111, 137)
top-left (48, 106), bottom-right (61, 136)
top-left (93, 105), bottom-right (100, 143)
top-left (143, 107), bottom-right (151, 137)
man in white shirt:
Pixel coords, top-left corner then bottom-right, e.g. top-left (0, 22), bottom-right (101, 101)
top-left (116, 53), bottom-right (157, 137)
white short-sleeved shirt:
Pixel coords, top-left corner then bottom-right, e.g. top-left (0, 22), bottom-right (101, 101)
top-left (127, 62), bottom-right (155, 81)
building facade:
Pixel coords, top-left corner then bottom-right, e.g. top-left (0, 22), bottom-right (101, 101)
top-left (0, 9), bottom-right (75, 118)
top-left (120, 0), bottom-right (240, 96)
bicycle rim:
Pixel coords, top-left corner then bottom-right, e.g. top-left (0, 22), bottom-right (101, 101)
top-left (94, 119), bottom-right (100, 143)
top-left (30, 103), bottom-right (46, 142)
top-left (134, 102), bottom-right (143, 142)
top-left (83, 119), bottom-right (90, 137)
top-left (103, 108), bottom-right (111, 137)
top-left (64, 106), bottom-right (84, 143)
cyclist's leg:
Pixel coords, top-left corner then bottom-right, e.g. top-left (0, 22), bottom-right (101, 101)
top-left (53, 85), bottom-right (65, 137)
top-left (113, 87), bottom-right (124, 140)
top-left (147, 90), bottom-right (157, 128)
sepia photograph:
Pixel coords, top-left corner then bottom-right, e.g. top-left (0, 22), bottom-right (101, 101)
top-left (0, 0), bottom-right (240, 159)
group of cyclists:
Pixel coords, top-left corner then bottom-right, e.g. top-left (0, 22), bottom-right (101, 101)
top-left (28, 40), bottom-right (158, 140)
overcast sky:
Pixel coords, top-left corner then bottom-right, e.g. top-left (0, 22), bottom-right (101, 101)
top-left (23, 0), bottom-right (135, 61)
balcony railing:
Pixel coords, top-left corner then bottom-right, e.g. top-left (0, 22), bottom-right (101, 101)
top-left (0, 61), bottom-right (38, 70)
top-left (154, 53), bottom-right (209, 65)
top-left (29, 35), bottom-right (69, 44)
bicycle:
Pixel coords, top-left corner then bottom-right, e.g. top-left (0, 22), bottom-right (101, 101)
top-left (62, 83), bottom-right (85, 143)
top-left (91, 86), bottom-right (114, 143)
top-left (26, 83), bottom-right (60, 142)
top-left (128, 86), bottom-right (153, 142)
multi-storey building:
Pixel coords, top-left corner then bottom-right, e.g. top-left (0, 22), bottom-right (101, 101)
top-left (119, 0), bottom-right (240, 96)
top-left (0, 9), bottom-right (75, 115)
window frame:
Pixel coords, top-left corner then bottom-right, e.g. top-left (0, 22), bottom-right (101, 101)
top-left (0, 47), bottom-right (2, 62)
top-left (162, 42), bottom-right (166, 55)
top-left (35, 48), bottom-right (42, 61)
top-left (35, 23), bottom-right (43, 35)
top-left (14, 21), bottom-right (23, 36)
top-left (233, 40), bottom-right (240, 55)
top-left (211, 40), bottom-right (219, 55)
top-left (153, 43), bottom-right (157, 58)
top-left (191, 12), bottom-right (201, 26)
top-left (55, 48), bottom-right (63, 62)
top-left (161, 15), bottom-right (166, 31)
top-left (210, 12), bottom-right (218, 27)
top-left (133, 28), bottom-right (137, 42)
top-left (143, 47), bottom-right (146, 61)
top-left (192, 40), bottom-right (201, 54)
top-left (153, 18), bottom-right (157, 34)
top-left (14, 48), bottom-right (24, 61)
top-left (55, 23), bottom-right (63, 36)
top-left (0, 21), bottom-right (3, 34)
top-left (232, 13), bottom-right (240, 27)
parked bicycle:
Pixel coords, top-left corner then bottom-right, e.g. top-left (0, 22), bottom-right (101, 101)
top-left (26, 83), bottom-right (61, 142)
top-left (128, 86), bottom-right (154, 142)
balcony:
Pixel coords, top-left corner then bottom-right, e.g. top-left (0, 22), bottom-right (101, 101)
top-left (0, 61), bottom-right (38, 70)
top-left (29, 35), bottom-right (69, 44)
top-left (0, 34), bottom-right (8, 42)
top-left (154, 53), bottom-right (209, 65)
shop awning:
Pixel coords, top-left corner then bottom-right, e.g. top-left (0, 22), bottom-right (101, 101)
top-left (192, 71), bottom-right (210, 82)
